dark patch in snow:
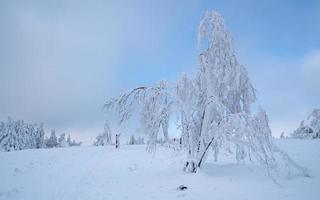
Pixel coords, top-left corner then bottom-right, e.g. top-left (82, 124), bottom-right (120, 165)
top-left (128, 164), bottom-right (138, 172)
top-left (177, 185), bottom-right (188, 191)
top-left (14, 168), bottom-right (22, 174)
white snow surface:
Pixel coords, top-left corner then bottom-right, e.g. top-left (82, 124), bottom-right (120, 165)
top-left (0, 139), bottom-right (319, 200)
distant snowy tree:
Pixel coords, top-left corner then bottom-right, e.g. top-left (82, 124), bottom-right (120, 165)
top-left (94, 121), bottom-right (113, 146)
top-left (128, 135), bottom-right (135, 145)
top-left (280, 132), bottom-right (285, 139)
top-left (105, 10), bottom-right (309, 180)
top-left (67, 134), bottom-right (72, 146)
top-left (291, 109), bottom-right (320, 139)
top-left (45, 130), bottom-right (58, 148)
top-left (66, 134), bottom-right (82, 147)
top-left (128, 135), bottom-right (144, 145)
top-left (58, 133), bottom-right (67, 147)
top-left (35, 123), bottom-right (45, 148)
top-left (0, 117), bottom-right (16, 151)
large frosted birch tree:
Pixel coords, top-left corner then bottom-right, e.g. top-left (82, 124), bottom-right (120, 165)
top-left (105, 10), bottom-right (309, 180)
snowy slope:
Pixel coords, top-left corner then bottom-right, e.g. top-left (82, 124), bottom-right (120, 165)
top-left (0, 140), bottom-right (319, 200)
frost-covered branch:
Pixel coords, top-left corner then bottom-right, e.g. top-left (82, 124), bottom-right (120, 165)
top-left (104, 86), bottom-right (147, 124)
top-left (105, 81), bottom-right (172, 151)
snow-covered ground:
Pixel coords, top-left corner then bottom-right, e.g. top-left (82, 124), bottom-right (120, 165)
top-left (0, 139), bottom-right (319, 200)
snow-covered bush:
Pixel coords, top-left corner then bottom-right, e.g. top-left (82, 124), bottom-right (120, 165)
top-left (105, 10), bottom-right (309, 179)
top-left (291, 109), bottom-right (320, 139)
top-left (94, 121), bottom-right (113, 146)
top-left (0, 117), bottom-right (45, 151)
top-left (44, 130), bottom-right (58, 148)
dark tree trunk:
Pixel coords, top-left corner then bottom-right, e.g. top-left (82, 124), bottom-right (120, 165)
top-left (197, 136), bottom-right (215, 168)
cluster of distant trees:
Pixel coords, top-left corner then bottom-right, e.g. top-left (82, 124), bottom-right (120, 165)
top-left (128, 135), bottom-right (144, 145)
top-left (93, 121), bottom-right (145, 147)
top-left (0, 117), bottom-right (147, 152)
top-left (45, 130), bottom-right (81, 148)
top-left (0, 117), bottom-right (81, 152)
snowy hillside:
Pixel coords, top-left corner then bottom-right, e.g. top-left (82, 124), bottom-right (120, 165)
top-left (1, 140), bottom-right (319, 200)
top-left (291, 109), bottom-right (320, 139)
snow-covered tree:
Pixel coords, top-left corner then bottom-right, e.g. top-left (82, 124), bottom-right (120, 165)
top-left (67, 134), bottom-right (72, 146)
top-left (178, 10), bottom-right (256, 172)
top-left (58, 133), bottom-right (67, 147)
top-left (35, 123), bottom-right (45, 148)
top-left (94, 121), bottom-right (113, 146)
top-left (175, 74), bottom-right (199, 156)
top-left (291, 109), bottom-right (320, 139)
top-left (45, 130), bottom-right (58, 148)
top-left (0, 118), bottom-right (46, 151)
top-left (178, 11), bottom-right (308, 178)
top-left (105, 10), bottom-right (309, 179)
top-left (0, 117), bottom-right (17, 151)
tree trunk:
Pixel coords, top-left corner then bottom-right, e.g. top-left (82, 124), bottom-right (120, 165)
top-left (197, 136), bottom-right (215, 168)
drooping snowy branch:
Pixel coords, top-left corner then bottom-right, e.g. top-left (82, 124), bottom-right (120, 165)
top-left (105, 86), bottom-right (147, 124)
top-left (105, 80), bottom-right (171, 151)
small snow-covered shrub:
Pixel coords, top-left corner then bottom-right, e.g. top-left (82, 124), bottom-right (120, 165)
top-left (291, 109), bottom-right (320, 139)
top-left (94, 121), bottom-right (113, 146)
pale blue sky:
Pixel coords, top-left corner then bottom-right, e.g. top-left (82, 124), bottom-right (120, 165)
top-left (0, 0), bottom-right (319, 143)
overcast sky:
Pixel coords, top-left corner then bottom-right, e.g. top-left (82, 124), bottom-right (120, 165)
top-left (1, 0), bottom-right (320, 144)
